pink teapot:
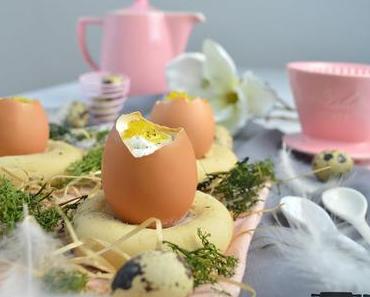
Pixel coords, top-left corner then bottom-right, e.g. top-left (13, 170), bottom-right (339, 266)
top-left (77, 0), bottom-right (205, 96)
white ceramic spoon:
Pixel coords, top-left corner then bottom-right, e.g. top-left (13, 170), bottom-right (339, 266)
top-left (281, 196), bottom-right (337, 232)
top-left (322, 187), bottom-right (370, 245)
top-left (281, 196), bottom-right (366, 252)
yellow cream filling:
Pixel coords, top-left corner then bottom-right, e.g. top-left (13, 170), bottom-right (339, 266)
top-left (121, 119), bottom-right (171, 145)
top-left (0, 96), bottom-right (34, 103)
top-left (165, 91), bottom-right (192, 102)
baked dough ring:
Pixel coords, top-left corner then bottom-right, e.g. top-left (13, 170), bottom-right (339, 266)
top-left (214, 125), bottom-right (233, 150)
top-left (196, 144), bottom-right (238, 182)
top-left (0, 140), bottom-right (83, 185)
top-left (196, 125), bottom-right (236, 182)
top-left (73, 191), bottom-right (233, 268)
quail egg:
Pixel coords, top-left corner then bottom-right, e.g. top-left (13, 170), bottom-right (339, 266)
top-left (312, 150), bottom-right (353, 182)
top-left (111, 250), bottom-right (193, 297)
top-left (65, 101), bottom-right (89, 128)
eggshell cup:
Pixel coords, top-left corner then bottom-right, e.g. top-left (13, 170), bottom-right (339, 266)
top-left (0, 99), bottom-right (49, 156)
top-left (102, 112), bottom-right (198, 226)
top-left (150, 98), bottom-right (215, 159)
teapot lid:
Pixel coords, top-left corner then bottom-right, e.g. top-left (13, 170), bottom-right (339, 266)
top-left (130, 0), bottom-right (153, 11)
top-left (113, 0), bottom-right (160, 14)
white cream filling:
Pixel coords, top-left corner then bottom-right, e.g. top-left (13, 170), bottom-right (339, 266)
top-left (125, 136), bottom-right (172, 158)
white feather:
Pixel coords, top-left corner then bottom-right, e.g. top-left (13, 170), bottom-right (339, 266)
top-left (261, 223), bottom-right (370, 292)
top-left (277, 144), bottom-right (339, 197)
top-left (0, 214), bottom-right (103, 297)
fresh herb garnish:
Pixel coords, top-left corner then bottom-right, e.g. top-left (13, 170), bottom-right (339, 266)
top-left (50, 123), bottom-right (109, 177)
top-left (95, 129), bottom-right (109, 143)
top-left (0, 178), bottom-right (60, 234)
top-left (49, 123), bottom-right (70, 140)
top-left (198, 158), bottom-right (274, 218)
top-left (66, 146), bottom-right (103, 176)
top-left (35, 207), bottom-right (61, 232)
top-left (49, 123), bottom-right (109, 147)
top-left (164, 229), bottom-right (238, 287)
top-left (42, 269), bottom-right (88, 293)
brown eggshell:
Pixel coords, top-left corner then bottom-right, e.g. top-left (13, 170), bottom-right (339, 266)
top-left (0, 99), bottom-right (49, 156)
top-left (150, 98), bottom-right (215, 159)
top-left (102, 115), bottom-right (197, 226)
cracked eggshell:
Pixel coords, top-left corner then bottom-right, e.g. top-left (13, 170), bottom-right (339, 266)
top-left (150, 98), bottom-right (215, 159)
top-left (0, 98), bottom-right (49, 156)
top-left (111, 250), bottom-right (193, 297)
top-left (102, 113), bottom-right (197, 226)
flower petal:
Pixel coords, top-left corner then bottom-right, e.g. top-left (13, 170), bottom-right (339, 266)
top-left (209, 96), bottom-right (234, 122)
top-left (240, 71), bottom-right (277, 117)
top-left (233, 86), bottom-right (250, 132)
top-left (202, 39), bottom-right (238, 93)
top-left (166, 53), bottom-right (207, 96)
top-left (209, 86), bottom-right (250, 135)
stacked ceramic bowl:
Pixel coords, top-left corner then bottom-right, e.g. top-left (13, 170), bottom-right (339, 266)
top-left (79, 72), bottom-right (130, 124)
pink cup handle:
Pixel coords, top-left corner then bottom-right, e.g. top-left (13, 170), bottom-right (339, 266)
top-left (77, 17), bottom-right (103, 71)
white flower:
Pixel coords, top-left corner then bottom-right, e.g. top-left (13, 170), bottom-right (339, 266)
top-left (166, 39), bottom-right (277, 134)
top-left (241, 71), bottom-right (277, 117)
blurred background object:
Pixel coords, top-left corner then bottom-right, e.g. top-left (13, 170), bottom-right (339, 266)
top-left (0, 0), bottom-right (369, 95)
top-left (76, 0), bottom-right (204, 96)
top-left (79, 72), bottom-right (130, 124)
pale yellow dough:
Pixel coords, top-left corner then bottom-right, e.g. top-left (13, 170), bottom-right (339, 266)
top-left (0, 140), bottom-right (83, 185)
top-left (197, 144), bottom-right (238, 182)
top-left (196, 125), bottom-right (237, 182)
top-left (214, 125), bottom-right (233, 149)
top-left (73, 191), bottom-right (234, 269)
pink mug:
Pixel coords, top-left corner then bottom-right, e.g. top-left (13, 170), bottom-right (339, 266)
top-left (288, 62), bottom-right (370, 143)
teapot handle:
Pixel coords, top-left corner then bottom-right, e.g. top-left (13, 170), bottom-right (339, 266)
top-left (77, 17), bottom-right (103, 70)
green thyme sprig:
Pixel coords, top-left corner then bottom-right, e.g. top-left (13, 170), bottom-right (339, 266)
top-left (42, 268), bottom-right (88, 294)
top-left (49, 123), bottom-right (70, 141)
top-left (164, 229), bottom-right (238, 287)
top-left (49, 123), bottom-right (109, 147)
top-left (0, 178), bottom-right (60, 234)
top-left (198, 158), bottom-right (274, 218)
top-left (66, 146), bottom-right (103, 176)
top-left (49, 123), bottom-right (107, 177)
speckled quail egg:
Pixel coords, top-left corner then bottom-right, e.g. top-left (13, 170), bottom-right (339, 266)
top-left (65, 101), bottom-right (89, 128)
top-left (111, 250), bottom-right (193, 297)
top-left (312, 150), bottom-right (353, 182)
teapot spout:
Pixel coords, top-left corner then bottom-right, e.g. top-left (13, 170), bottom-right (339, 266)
top-left (166, 13), bottom-right (206, 56)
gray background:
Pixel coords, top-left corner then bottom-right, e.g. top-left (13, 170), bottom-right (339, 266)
top-left (1, 0), bottom-right (370, 95)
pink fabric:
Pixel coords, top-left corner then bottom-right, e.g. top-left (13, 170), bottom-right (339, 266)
top-left (191, 187), bottom-right (269, 297)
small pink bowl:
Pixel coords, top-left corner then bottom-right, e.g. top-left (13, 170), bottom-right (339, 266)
top-left (284, 62), bottom-right (370, 159)
top-left (79, 71), bottom-right (130, 124)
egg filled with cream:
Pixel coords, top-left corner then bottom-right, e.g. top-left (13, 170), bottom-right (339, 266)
top-left (150, 91), bottom-right (215, 159)
top-left (102, 112), bottom-right (197, 226)
top-left (0, 97), bottom-right (49, 156)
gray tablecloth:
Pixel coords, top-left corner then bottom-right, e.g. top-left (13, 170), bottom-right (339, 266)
top-left (235, 124), bottom-right (370, 297)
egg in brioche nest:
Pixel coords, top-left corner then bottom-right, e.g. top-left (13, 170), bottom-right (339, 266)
top-left (150, 91), bottom-right (237, 182)
top-left (102, 112), bottom-right (197, 226)
top-left (74, 112), bottom-right (234, 266)
top-left (0, 97), bottom-right (49, 156)
top-left (150, 91), bottom-right (215, 158)
top-left (0, 97), bottom-right (83, 184)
